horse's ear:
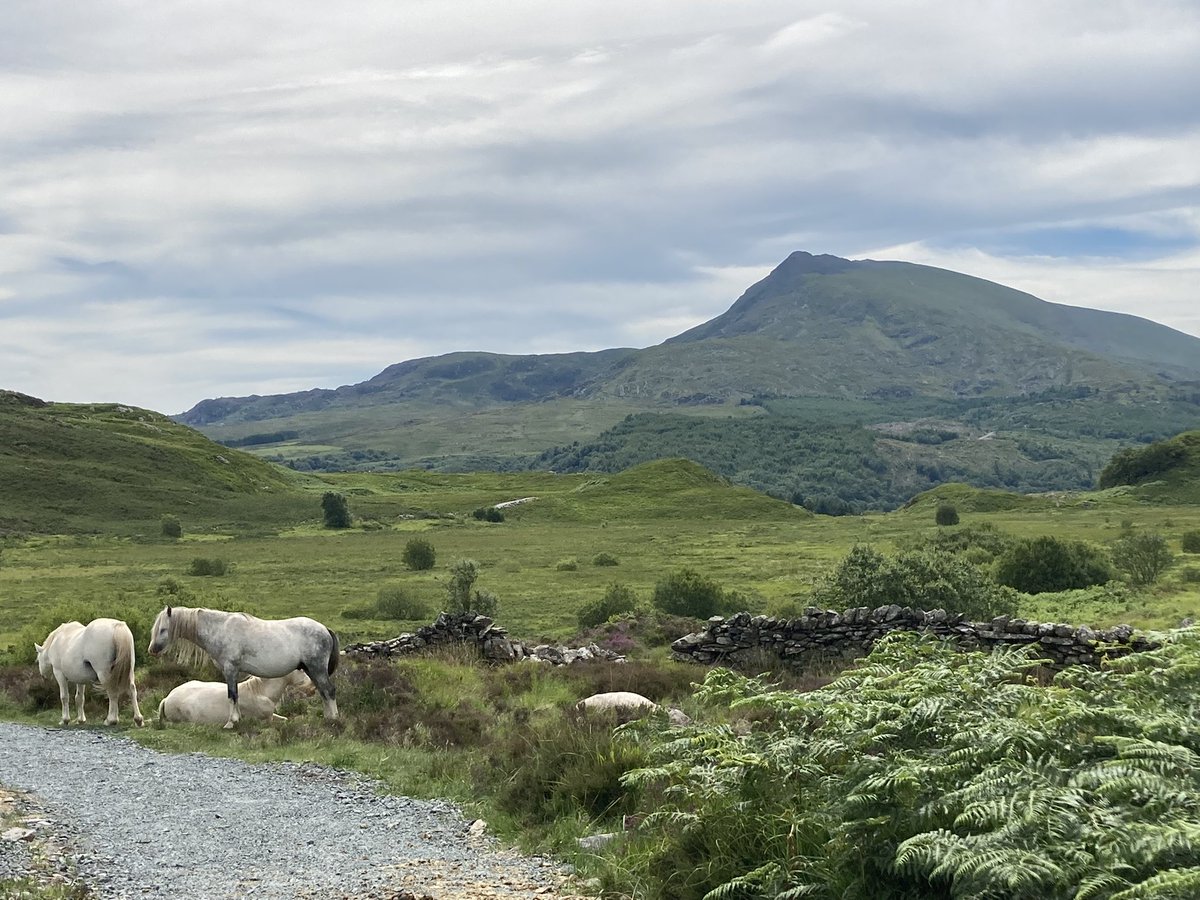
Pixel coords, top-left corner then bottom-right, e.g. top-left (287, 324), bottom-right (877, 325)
top-left (166, 606), bottom-right (172, 617)
top-left (33, 642), bottom-right (42, 653)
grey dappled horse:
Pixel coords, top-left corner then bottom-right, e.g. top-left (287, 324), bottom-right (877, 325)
top-left (147, 605), bottom-right (339, 728)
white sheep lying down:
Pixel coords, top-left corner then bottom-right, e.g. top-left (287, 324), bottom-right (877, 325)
top-left (158, 670), bottom-right (313, 724)
top-left (576, 691), bottom-right (691, 725)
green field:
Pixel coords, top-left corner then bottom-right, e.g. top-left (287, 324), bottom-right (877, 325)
top-left (4, 462), bottom-right (1200, 658)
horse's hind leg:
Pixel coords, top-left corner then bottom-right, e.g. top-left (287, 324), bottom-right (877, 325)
top-left (105, 687), bottom-right (121, 725)
top-left (74, 684), bottom-right (87, 725)
top-left (128, 675), bottom-right (145, 727)
top-left (307, 668), bottom-right (339, 721)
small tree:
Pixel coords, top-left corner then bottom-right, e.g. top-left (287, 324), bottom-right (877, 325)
top-left (446, 558), bottom-right (498, 616)
top-left (652, 569), bottom-right (726, 619)
top-left (935, 504), bottom-right (960, 526)
top-left (321, 492), bottom-right (351, 529)
top-left (161, 514), bottom-right (182, 539)
top-left (1111, 531), bottom-right (1175, 586)
top-left (402, 537), bottom-right (436, 571)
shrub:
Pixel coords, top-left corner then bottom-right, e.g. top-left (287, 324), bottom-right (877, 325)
top-left (160, 515), bottom-right (182, 539)
top-left (487, 708), bottom-right (647, 829)
top-left (1182, 530), bottom-right (1200, 554)
top-left (1111, 531), bottom-right (1175, 586)
top-left (578, 583), bottom-right (639, 630)
top-left (919, 522), bottom-right (1012, 559)
top-left (555, 557), bottom-right (579, 572)
top-left (652, 568), bottom-right (726, 619)
top-left (592, 552), bottom-right (620, 567)
top-left (812, 544), bottom-right (1016, 620)
top-left (935, 503), bottom-right (960, 526)
top-left (186, 557), bottom-right (227, 577)
top-left (402, 537), bottom-right (436, 571)
top-left (472, 507), bottom-right (505, 523)
top-left (1181, 566), bottom-right (1200, 584)
top-left (321, 492), bottom-right (351, 529)
top-left (375, 585), bottom-right (431, 620)
top-left (994, 536), bottom-right (1113, 594)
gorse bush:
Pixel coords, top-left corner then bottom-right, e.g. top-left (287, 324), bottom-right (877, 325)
top-left (994, 535), bottom-right (1112, 594)
top-left (321, 491), bottom-right (351, 529)
top-left (935, 503), bottom-right (960, 526)
top-left (401, 537), bottom-right (436, 571)
top-left (577, 583), bottom-right (638, 631)
top-left (592, 552), bottom-right (620, 567)
top-left (613, 631), bottom-right (1200, 900)
top-left (186, 557), bottom-right (227, 577)
top-left (554, 557), bottom-right (578, 572)
top-left (472, 506), bottom-right (504, 522)
top-left (342, 585), bottom-right (432, 621)
top-left (1182, 530), bottom-right (1200, 554)
top-left (160, 514), bottom-right (182, 539)
top-left (812, 545), bottom-right (1016, 620)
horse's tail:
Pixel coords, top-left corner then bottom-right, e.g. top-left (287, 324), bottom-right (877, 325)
top-left (157, 697), bottom-right (168, 722)
top-left (110, 622), bottom-right (136, 697)
top-left (327, 628), bottom-right (340, 676)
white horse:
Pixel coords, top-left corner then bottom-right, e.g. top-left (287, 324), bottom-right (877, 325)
top-left (35, 619), bottom-right (145, 727)
top-left (147, 605), bottom-right (339, 728)
top-left (158, 670), bottom-right (314, 725)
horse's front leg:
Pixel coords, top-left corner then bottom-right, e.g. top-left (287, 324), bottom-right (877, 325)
top-left (223, 666), bottom-right (241, 729)
top-left (74, 684), bottom-right (87, 725)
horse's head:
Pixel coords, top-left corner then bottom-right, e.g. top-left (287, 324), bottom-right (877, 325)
top-left (147, 606), bottom-right (173, 656)
top-left (286, 670), bottom-right (317, 696)
top-left (34, 642), bottom-right (50, 676)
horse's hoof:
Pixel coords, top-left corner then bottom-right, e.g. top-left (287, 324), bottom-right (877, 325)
top-left (105, 719), bottom-right (118, 726)
top-left (134, 717), bottom-right (145, 728)
top-left (223, 722), bottom-right (236, 730)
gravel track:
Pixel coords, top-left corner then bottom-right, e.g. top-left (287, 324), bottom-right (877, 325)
top-left (0, 723), bottom-right (580, 900)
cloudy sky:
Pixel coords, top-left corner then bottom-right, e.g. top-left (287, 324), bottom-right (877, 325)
top-left (2, 0), bottom-right (1198, 414)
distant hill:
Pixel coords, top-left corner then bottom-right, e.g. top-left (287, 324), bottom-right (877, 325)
top-left (175, 252), bottom-right (1200, 508)
top-left (0, 392), bottom-right (315, 534)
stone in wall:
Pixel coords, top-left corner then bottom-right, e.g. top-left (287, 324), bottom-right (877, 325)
top-left (343, 611), bottom-right (626, 666)
top-left (670, 608), bottom-right (1158, 669)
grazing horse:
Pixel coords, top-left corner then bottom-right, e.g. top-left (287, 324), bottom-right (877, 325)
top-left (34, 619), bottom-right (145, 727)
top-left (147, 605), bottom-right (339, 728)
top-left (158, 670), bottom-right (314, 725)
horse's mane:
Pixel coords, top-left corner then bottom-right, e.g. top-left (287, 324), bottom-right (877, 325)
top-left (42, 621), bottom-right (83, 649)
top-left (167, 607), bottom-right (212, 673)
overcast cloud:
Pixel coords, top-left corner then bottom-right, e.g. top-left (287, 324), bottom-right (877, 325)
top-left (1, 0), bottom-right (1198, 414)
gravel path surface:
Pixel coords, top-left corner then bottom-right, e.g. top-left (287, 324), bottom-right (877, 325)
top-left (0, 723), bottom-right (581, 900)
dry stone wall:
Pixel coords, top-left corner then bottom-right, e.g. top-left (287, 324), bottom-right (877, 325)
top-left (344, 611), bottom-right (626, 666)
top-left (671, 606), bottom-right (1158, 669)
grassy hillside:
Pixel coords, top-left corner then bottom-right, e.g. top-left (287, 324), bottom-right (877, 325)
top-left (0, 392), bottom-right (318, 534)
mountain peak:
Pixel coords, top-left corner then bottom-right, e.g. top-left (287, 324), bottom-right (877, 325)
top-left (770, 250), bottom-right (857, 280)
